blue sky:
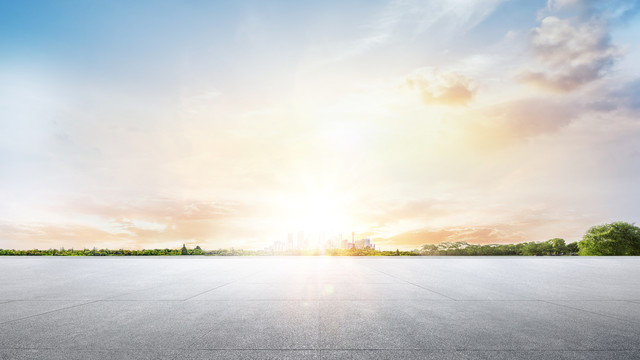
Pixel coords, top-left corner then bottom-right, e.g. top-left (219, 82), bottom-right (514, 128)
top-left (1, 0), bottom-right (639, 250)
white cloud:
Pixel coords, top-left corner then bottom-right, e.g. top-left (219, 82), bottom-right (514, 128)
top-left (406, 67), bottom-right (476, 106)
top-left (519, 16), bottom-right (619, 92)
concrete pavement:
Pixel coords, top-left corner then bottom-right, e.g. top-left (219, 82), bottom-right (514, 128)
top-left (1, 256), bottom-right (639, 359)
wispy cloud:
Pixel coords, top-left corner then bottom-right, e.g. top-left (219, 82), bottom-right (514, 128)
top-left (547, 0), bottom-right (640, 23)
top-left (314, 0), bottom-right (508, 65)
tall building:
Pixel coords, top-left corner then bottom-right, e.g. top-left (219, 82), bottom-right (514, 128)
top-left (287, 233), bottom-right (294, 250)
top-left (353, 237), bottom-right (374, 249)
top-left (272, 241), bottom-right (284, 252)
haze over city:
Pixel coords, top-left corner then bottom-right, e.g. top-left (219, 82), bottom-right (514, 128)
top-left (1, 0), bottom-right (639, 250)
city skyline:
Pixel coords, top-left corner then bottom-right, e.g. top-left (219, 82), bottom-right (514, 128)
top-left (1, 0), bottom-right (640, 250)
top-left (266, 231), bottom-right (376, 251)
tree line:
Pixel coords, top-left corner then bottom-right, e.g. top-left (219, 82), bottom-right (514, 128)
top-left (1, 222), bottom-right (638, 256)
top-left (417, 221), bottom-right (640, 256)
top-left (0, 247), bottom-right (417, 257)
top-left (417, 238), bottom-right (577, 256)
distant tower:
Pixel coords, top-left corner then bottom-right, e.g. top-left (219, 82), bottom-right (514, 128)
top-left (287, 233), bottom-right (294, 250)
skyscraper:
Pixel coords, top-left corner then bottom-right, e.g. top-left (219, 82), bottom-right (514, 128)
top-left (287, 233), bottom-right (294, 250)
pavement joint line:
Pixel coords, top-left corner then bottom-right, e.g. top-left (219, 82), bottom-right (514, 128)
top-left (0, 300), bottom-right (100, 326)
top-left (540, 300), bottom-right (640, 326)
top-left (182, 282), bottom-right (234, 301)
top-left (365, 267), bottom-right (458, 301)
top-left (317, 297), bottom-right (322, 360)
top-left (176, 274), bottom-right (253, 350)
top-left (183, 271), bottom-right (259, 348)
top-left (101, 278), bottom-right (239, 301)
top-left (182, 270), bottom-right (258, 302)
top-left (180, 277), bottom-right (251, 302)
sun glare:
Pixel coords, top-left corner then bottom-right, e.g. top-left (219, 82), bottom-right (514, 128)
top-left (293, 193), bottom-right (346, 232)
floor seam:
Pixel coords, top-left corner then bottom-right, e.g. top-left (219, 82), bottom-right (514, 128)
top-left (366, 267), bottom-right (457, 301)
top-left (0, 300), bottom-right (100, 326)
top-left (182, 272), bottom-right (257, 347)
top-left (540, 300), bottom-right (640, 326)
top-left (182, 282), bottom-right (234, 301)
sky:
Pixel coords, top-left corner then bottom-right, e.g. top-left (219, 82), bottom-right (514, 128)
top-left (1, 0), bottom-right (639, 250)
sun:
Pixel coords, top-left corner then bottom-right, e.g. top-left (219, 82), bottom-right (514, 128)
top-left (286, 192), bottom-right (350, 234)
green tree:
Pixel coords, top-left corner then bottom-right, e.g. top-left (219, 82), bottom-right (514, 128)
top-left (567, 242), bottom-right (579, 254)
top-left (578, 222), bottom-right (640, 256)
top-left (539, 241), bottom-right (553, 255)
top-left (521, 242), bottom-right (541, 256)
top-left (420, 244), bottom-right (438, 255)
top-left (549, 238), bottom-right (568, 255)
top-left (181, 244), bottom-right (189, 255)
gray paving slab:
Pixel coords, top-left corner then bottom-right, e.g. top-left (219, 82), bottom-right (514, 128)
top-left (318, 299), bottom-right (640, 350)
top-left (0, 300), bottom-right (225, 350)
top-left (321, 350), bottom-right (640, 360)
top-left (195, 300), bottom-right (320, 349)
top-left (110, 282), bottom-right (232, 301)
top-left (407, 300), bottom-right (640, 350)
top-left (544, 300), bottom-right (640, 324)
top-left (1, 256), bottom-right (640, 359)
top-left (187, 282), bottom-right (322, 301)
top-left (189, 282), bottom-right (450, 300)
top-left (0, 300), bottom-right (92, 324)
top-left (367, 257), bottom-right (640, 300)
top-left (244, 264), bottom-right (398, 284)
top-left (0, 349), bottom-right (321, 360)
top-left (181, 350), bottom-right (320, 359)
top-left (0, 349), bottom-right (177, 360)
